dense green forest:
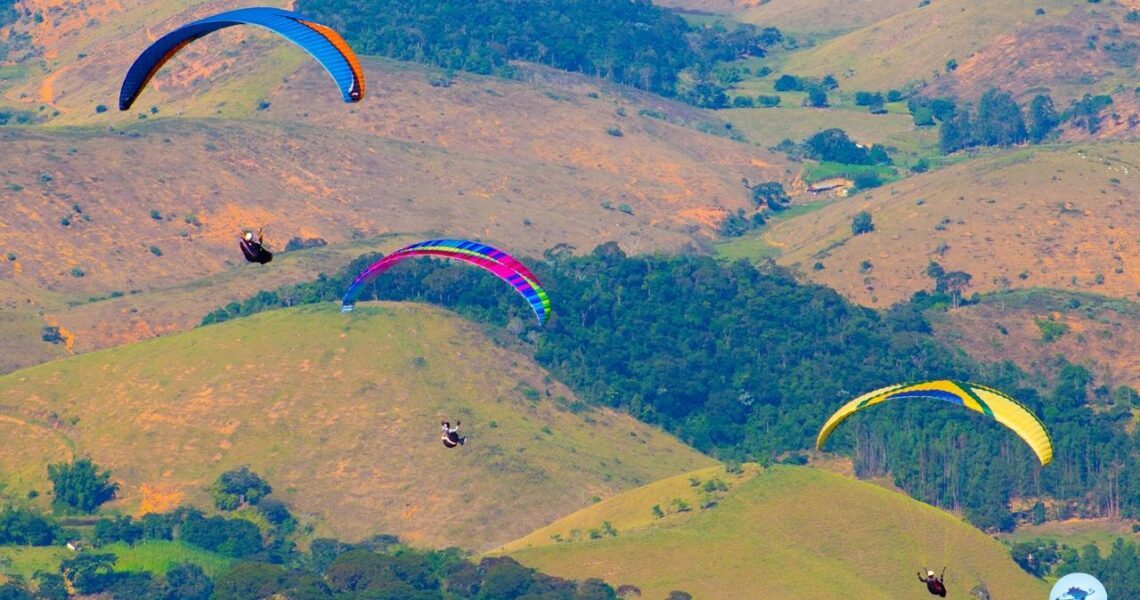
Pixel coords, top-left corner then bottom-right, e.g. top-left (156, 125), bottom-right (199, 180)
top-left (201, 245), bottom-right (1140, 533)
top-left (296, 0), bottom-right (780, 99)
top-left (0, 464), bottom-right (623, 599)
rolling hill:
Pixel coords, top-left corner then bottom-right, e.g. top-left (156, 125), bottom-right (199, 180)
top-left (0, 303), bottom-right (716, 550)
top-left (0, 45), bottom-right (791, 372)
top-left (755, 142), bottom-right (1140, 307)
top-left (504, 465), bottom-right (1049, 600)
top-left (777, 0), bottom-right (1081, 92)
top-left (928, 290), bottom-right (1140, 391)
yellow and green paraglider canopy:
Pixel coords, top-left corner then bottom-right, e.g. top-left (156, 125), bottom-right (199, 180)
top-left (816, 380), bottom-right (1053, 466)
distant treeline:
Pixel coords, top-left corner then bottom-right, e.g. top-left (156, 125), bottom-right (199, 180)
top-left (201, 245), bottom-right (1140, 532)
top-left (296, 0), bottom-right (780, 98)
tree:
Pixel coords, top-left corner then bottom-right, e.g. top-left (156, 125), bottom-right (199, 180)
top-left (1028, 94), bottom-right (1059, 143)
top-left (975, 88), bottom-right (1027, 146)
top-left (773, 74), bottom-right (802, 91)
top-left (805, 86), bottom-right (828, 108)
top-left (211, 562), bottom-right (288, 600)
top-left (941, 271), bottom-right (973, 308)
top-left (852, 211), bottom-right (874, 235)
top-left (211, 466), bottom-right (272, 510)
top-left (939, 108), bottom-right (975, 154)
top-left (60, 552), bottom-right (117, 594)
top-left (162, 563), bottom-right (213, 600)
top-left (0, 583), bottom-right (32, 600)
top-left (31, 572), bottom-right (67, 600)
top-left (749, 182), bottom-right (791, 210)
top-left (804, 129), bottom-right (870, 164)
top-left (46, 458), bottom-right (118, 514)
top-left (0, 507), bottom-right (60, 545)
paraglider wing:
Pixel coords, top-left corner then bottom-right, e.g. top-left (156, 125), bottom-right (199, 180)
top-left (341, 243), bottom-right (551, 325)
top-left (815, 380), bottom-right (1052, 466)
top-left (396, 239), bottom-right (544, 287)
top-left (119, 6), bottom-right (364, 110)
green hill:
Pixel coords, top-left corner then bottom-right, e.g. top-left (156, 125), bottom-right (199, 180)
top-left (0, 303), bottom-right (715, 550)
top-left (505, 465), bottom-right (1049, 600)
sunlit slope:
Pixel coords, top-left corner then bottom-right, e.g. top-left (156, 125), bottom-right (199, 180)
top-left (507, 466), bottom-right (1049, 600)
top-left (922, 3), bottom-right (1140, 142)
top-left (761, 143), bottom-right (1140, 306)
top-left (779, 0), bottom-right (1078, 92)
top-left (735, 0), bottom-right (918, 35)
top-left (0, 56), bottom-right (789, 370)
top-left (929, 291), bottom-right (1140, 391)
top-left (498, 463), bottom-right (762, 553)
top-left (1, 0), bottom-right (298, 118)
top-left (0, 303), bottom-right (716, 549)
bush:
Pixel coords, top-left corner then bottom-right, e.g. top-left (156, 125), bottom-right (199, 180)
top-left (284, 237), bottom-right (328, 251)
top-left (755, 94), bottom-right (780, 107)
top-left (852, 211), bottom-right (874, 235)
top-left (605, 126), bottom-right (623, 137)
top-left (149, 245), bottom-right (163, 257)
top-left (95, 105), bottom-right (108, 113)
top-left (773, 74), bottom-right (802, 91)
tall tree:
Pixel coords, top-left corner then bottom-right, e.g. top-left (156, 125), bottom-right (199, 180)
top-left (46, 459), bottom-right (117, 514)
top-left (1028, 94), bottom-right (1059, 143)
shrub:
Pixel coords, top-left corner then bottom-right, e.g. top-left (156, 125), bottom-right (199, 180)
top-left (149, 245), bottom-right (163, 257)
top-left (94, 104), bottom-right (107, 113)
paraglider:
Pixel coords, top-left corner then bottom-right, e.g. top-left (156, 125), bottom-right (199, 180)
top-left (239, 229), bottom-right (273, 264)
top-left (441, 421), bottom-right (465, 448)
top-left (917, 568), bottom-right (947, 597)
top-left (816, 380), bottom-right (1053, 466)
top-left (119, 6), bottom-right (365, 111)
top-left (341, 239), bottom-right (551, 325)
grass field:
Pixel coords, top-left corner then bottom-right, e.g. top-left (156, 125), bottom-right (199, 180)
top-left (0, 540), bottom-right (233, 584)
top-left (506, 465), bottom-right (1049, 600)
top-left (103, 540), bottom-right (234, 577)
top-left (0, 304), bottom-right (715, 550)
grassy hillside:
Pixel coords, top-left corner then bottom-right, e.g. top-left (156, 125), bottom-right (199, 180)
top-left (924, 4), bottom-right (1140, 105)
top-left (505, 465), bottom-right (1049, 600)
top-left (929, 290), bottom-right (1140, 391)
top-left (778, 0), bottom-right (1079, 92)
top-left (0, 303), bottom-right (716, 550)
top-left (748, 142), bottom-right (1140, 307)
top-left (735, 0), bottom-right (918, 36)
top-left (0, 50), bottom-right (790, 371)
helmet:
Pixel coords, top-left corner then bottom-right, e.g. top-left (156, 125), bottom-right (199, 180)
top-left (927, 570), bottom-right (935, 577)
top-left (243, 231), bottom-right (253, 241)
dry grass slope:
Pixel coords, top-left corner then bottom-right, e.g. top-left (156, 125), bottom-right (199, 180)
top-left (0, 50), bottom-right (790, 371)
top-left (929, 294), bottom-right (1140, 390)
top-left (0, 304), bottom-right (716, 550)
top-left (779, 0), bottom-right (1079, 92)
top-left (760, 143), bottom-right (1140, 307)
top-left (506, 465), bottom-right (1048, 600)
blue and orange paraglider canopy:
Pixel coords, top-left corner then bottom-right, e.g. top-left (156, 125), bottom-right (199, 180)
top-left (119, 6), bottom-right (365, 111)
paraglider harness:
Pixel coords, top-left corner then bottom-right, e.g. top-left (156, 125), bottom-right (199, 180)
top-left (918, 567), bottom-right (947, 597)
top-left (441, 421), bottom-right (465, 448)
top-left (240, 228), bottom-right (273, 264)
